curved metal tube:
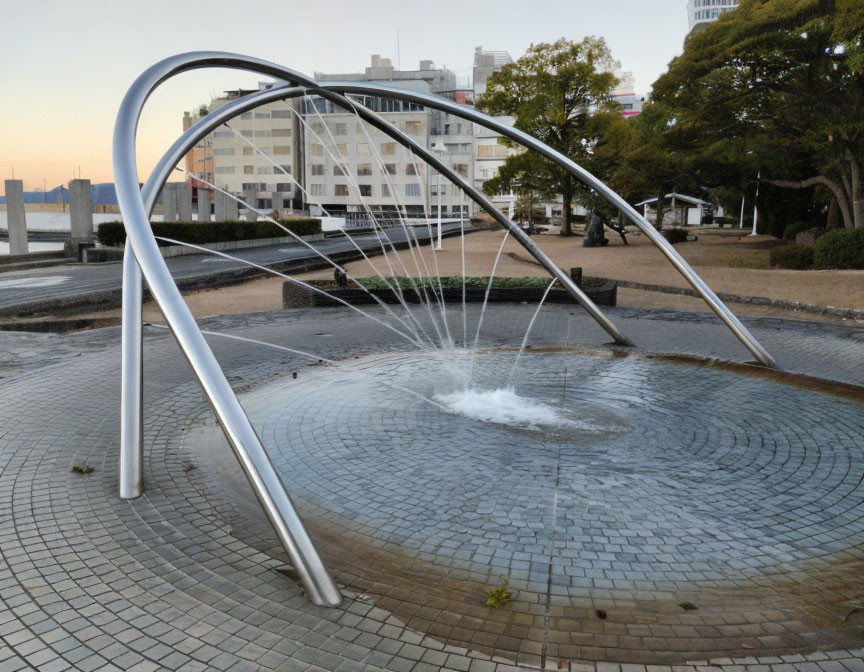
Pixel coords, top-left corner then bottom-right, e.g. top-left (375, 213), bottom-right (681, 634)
top-left (318, 81), bottom-right (777, 367)
top-left (114, 54), bottom-right (342, 607)
top-left (116, 52), bottom-right (776, 607)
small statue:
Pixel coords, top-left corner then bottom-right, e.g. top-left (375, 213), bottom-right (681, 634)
top-left (583, 213), bottom-right (609, 247)
top-left (334, 267), bottom-right (348, 288)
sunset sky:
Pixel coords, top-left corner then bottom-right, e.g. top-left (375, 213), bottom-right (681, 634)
top-left (0, 0), bottom-right (688, 196)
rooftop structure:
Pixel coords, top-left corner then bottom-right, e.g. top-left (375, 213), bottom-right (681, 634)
top-left (686, 0), bottom-right (740, 36)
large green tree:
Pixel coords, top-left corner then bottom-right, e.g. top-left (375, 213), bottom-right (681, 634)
top-left (610, 102), bottom-right (696, 229)
top-left (477, 37), bottom-right (621, 235)
top-left (652, 0), bottom-right (864, 229)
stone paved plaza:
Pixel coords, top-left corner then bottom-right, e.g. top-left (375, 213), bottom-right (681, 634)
top-left (2, 305), bottom-right (864, 670)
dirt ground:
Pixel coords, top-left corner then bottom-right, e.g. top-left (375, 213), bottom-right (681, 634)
top-left (75, 227), bottom-right (864, 326)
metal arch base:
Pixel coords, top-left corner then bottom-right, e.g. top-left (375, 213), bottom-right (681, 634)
top-left (116, 52), bottom-right (777, 607)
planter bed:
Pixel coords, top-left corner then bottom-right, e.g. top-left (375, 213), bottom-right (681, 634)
top-left (283, 277), bottom-right (617, 308)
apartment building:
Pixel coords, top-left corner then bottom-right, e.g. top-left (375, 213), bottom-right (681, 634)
top-left (309, 55), bottom-right (474, 218)
top-left (686, 0), bottom-right (740, 36)
top-left (208, 92), bottom-right (302, 210)
top-left (472, 46), bottom-right (516, 203)
top-left (184, 47), bottom-right (636, 220)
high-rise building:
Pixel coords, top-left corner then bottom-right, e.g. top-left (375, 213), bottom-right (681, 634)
top-left (472, 46), bottom-right (516, 205)
top-left (686, 0), bottom-right (741, 36)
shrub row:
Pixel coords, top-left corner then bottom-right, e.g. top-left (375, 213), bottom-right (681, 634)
top-left (813, 227), bottom-right (864, 269)
top-left (771, 229), bottom-right (864, 269)
top-left (97, 219), bottom-right (321, 247)
top-left (770, 244), bottom-right (814, 269)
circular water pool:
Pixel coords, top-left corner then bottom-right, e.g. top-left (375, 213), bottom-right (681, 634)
top-left (242, 350), bottom-right (864, 592)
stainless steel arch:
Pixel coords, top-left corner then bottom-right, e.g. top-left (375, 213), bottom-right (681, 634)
top-left (114, 56), bottom-right (343, 607)
top-left (116, 52), bottom-right (777, 607)
top-left (318, 81), bottom-right (777, 369)
top-left (119, 75), bottom-right (631, 494)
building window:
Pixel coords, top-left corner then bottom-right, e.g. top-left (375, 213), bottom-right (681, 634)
top-left (272, 128), bottom-right (291, 137)
top-left (255, 112), bottom-right (269, 119)
top-left (273, 146), bottom-right (291, 155)
top-left (310, 184), bottom-right (324, 196)
top-left (333, 165), bottom-right (345, 176)
top-left (215, 167), bottom-right (235, 174)
top-left (241, 182), bottom-right (262, 191)
top-left (280, 165), bottom-right (291, 174)
top-left (241, 130), bottom-right (253, 137)
top-left (309, 144), bottom-right (324, 157)
top-left (254, 130), bottom-right (271, 137)
top-left (335, 184), bottom-right (349, 196)
top-left (383, 163), bottom-right (397, 175)
top-left (240, 112), bottom-right (253, 120)
top-left (335, 144), bottom-right (348, 156)
top-left (359, 185), bottom-right (372, 197)
top-left (357, 163), bottom-right (373, 176)
top-left (431, 184), bottom-right (447, 196)
top-left (381, 184), bottom-right (391, 197)
top-left (213, 130), bottom-right (233, 138)
top-left (334, 123), bottom-right (347, 135)
top-left (213, 148), bottom-right (235, 156)
top-left (405, 184), bottom-right (420, 197)
top-left (406, 164), bottom-right (422, 175)
top-left (454, 164), bottom-right (468, 177)
top-left (405, 121), bottom-right (423, 134)
top-left (271, 109), bottom-right (292, 119)
top-left (356, 143), bottom-right (370, 156)
top-left (243, 165), bottom-right (254, 174)
top-left (310, 164), bottom-right (325, 176)
top-left (381, 142), bottom-right (396, 155)
top-left (276, 183), bottom-right (292, 192)
top-left (309, 121), bottom-right (324, 133)
top-left (242, 147), bottom-right (254, 156)
top-left (257, 167), bottom-right (272, 174)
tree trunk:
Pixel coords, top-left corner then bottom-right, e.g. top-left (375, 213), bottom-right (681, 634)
top-left (655, 191), bottom-right (666, 230)
top-left (765, 176), bottom-right (853, 229)
top-left (827, 196), bottom-right (840, 230)
top-left (848, 151), bottom-right (862, 228)
top-left (561, 181), bottom-right (573, 236)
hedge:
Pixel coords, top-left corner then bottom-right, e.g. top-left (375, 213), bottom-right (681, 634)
top-left (769, 244), bottom-right (814, 270)
top-left (813, 228), bottom-right (864, 269)
top-left (97, 219), bottom-right (321, 248)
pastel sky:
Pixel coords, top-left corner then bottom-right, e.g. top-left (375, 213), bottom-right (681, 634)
top-left (0, 0), bottom-right (688, 196)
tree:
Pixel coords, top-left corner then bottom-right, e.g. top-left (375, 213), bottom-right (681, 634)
top-left (652, 0), bottom-right (864, 229)
top-left (610, 102), bottom-right (694, 230)
top-left (477, 37), bottom-right (621, 235)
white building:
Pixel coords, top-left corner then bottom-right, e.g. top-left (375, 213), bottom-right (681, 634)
top-left (686, 0), bottom-right (741, 36)
top-left (206, 91), bottom-right (302, 211)
top-left (612, 73), bottom-right (645, 118)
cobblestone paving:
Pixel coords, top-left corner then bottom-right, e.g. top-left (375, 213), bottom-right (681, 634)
top-left (1, 305), bottom-right (864, 670)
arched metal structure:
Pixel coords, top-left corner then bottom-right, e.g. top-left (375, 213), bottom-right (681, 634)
top-left (115, 52), bottom-right (777, 607)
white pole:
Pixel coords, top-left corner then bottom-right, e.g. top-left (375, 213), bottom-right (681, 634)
top-left (739, 194), bottom-right (745, 228)
top-left (436, 171), bottom-right (442, 250)
top-left (750, 171), bottom-right (760, 236)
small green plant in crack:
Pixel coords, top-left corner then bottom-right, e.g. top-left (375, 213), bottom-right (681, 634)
top-left (71, 465), bottom-right (95, 475)
top-left (679, 601), bottom-right (698, 611)
top-left (485, 576), bottom-right (511, 608)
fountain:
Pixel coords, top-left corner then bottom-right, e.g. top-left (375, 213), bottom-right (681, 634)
top-left (114, 53), bottom-right (783, 611)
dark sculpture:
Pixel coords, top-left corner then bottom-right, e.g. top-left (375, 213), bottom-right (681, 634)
top-left (583, 212), bottom-right (628, 247)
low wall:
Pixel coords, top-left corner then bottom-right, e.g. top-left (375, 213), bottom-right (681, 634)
top-left (617, 279), bottom-right (864, 320)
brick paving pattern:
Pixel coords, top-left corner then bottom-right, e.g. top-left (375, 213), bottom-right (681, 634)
top-left (0, 305), bottom-right (863, 670)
